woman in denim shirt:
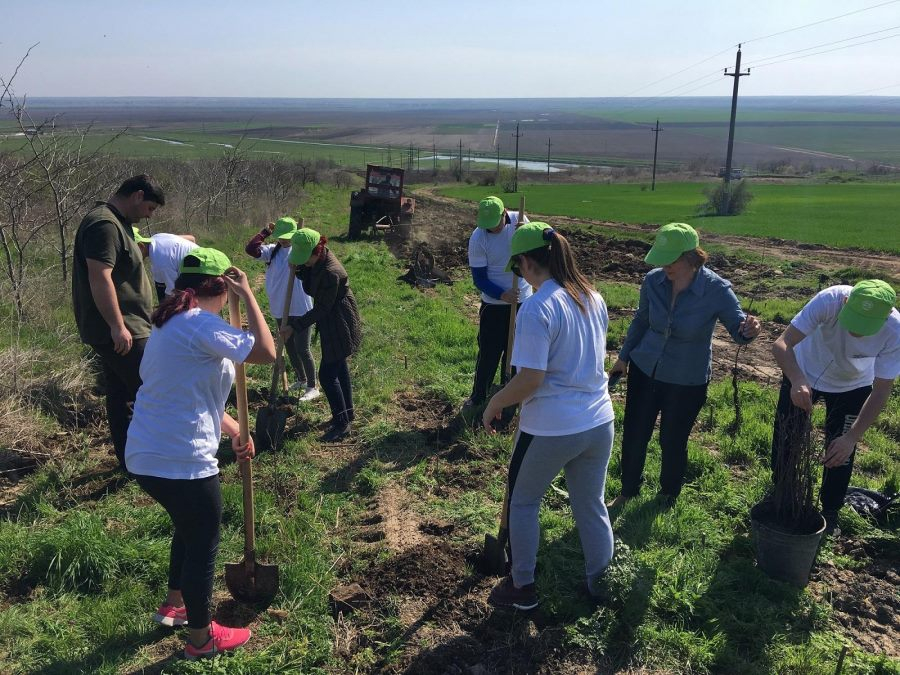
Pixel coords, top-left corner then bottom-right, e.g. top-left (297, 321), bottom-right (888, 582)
top-left (607, 223), bottom-right (760, 507)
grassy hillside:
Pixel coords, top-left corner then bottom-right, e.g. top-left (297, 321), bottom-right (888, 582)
top-left (440, 181), bottom-right (900, 252)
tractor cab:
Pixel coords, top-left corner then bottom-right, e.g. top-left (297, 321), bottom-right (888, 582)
top-left (348, 165), bottom-right (415, 238)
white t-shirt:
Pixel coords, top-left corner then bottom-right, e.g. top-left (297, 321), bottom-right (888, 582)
top-left (125, 308), bottom-right (255, 479)
top-left (467, 212), bottom-right (533, 305)
top-left (260, 243), bottom-right (313, 319)
top-left (148, 234), bottom-right (198, 295)
top-left (511, 279), bottom-right (614, 436)
top-left (791, 285), bottom-right (900, 393)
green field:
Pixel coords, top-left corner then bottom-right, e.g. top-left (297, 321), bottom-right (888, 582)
top-left (440, 181), bottom-right (900, 252)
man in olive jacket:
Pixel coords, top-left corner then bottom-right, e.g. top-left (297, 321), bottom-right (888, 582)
top-left (72, 175), bottom-right (165, 470)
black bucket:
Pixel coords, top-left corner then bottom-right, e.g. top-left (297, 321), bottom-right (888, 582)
top-left (750, 502), bottom-right (826, 587)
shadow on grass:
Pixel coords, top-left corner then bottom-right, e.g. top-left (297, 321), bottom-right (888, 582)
top-left (695, 534), bottom-right (806, 673)
top-left (31, 625), bottom-right (175, 675)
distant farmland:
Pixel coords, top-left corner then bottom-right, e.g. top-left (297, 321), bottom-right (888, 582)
top-left (5, 96), bottom-right (900, 170)
top-left (440, 182), bottom-right (900, 253)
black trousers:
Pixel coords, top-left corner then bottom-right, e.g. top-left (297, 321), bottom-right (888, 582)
top-left (284, 319), bottom-right (316, 388)
top-left (619, 362), bottom-right (708, 498)
top-left (319, 358), bottom-right (354, 427)
top-left (91, 338), bottom-right (147, 471)
top-left (135, 473), bottom-right (222, 628)
top-left (470, 302), bottom-right (519, 404)
top-left (770, 376), bottom-right (872, 513)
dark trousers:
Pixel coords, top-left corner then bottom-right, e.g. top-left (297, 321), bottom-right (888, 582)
top-left (135, 473), bottom-right (222, 628)
top-left (284, 320), bottom-right (316, 388)
top-left (319, 358), bottom-right (354, 427)
top-left (770, 376), bottom-right (871, 513)
top-left (619, 362), bottom-right (708, 498)
top-left (471, 302), bottom-right (519, 404)
top-left (91, 338), bottom-right (147, 471)
top-left (155, 282), bottom-right (166, 304)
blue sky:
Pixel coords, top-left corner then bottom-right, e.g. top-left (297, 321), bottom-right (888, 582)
top-left (2, 0), bottom-right (898, 97)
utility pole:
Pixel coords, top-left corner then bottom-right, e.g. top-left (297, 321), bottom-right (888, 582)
top-left (458, 139), bottom-right (463, 181)
top-left (546, 137), bottom-right (552, 183)
top-left (650, 120), bottom-right (663, 191)
top-left (432, 139), bottom-right (436, 175)
top-left (496, 143), bottom-right (500, 176)
top-left (723, 45), bottom-right (750, 183)
top-left (512, 122), bottom-right (523, 193)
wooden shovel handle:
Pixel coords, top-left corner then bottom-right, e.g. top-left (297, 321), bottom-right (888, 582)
top-left (504, 197), bottom-right (525, 382)
top-left (228, 289), bottom-right (256, 556)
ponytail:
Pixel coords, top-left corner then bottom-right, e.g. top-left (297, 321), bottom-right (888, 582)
top-left (312, 235), bottom-right (328, 259)
top-left (520, 229), bottom-right (595, 314)
top-left (151, 274), bottom-right (227, 327)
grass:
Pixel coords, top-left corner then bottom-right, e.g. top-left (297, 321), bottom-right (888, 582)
top-left (0, 184), bottom-right (897, 673)
top-left (439, 181), bottom-right (900, 252)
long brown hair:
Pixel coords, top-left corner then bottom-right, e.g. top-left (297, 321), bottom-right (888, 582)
top-left (520, 229), bottom-right (595, 314)
top-left (151, 273), bottom-right (227, 327)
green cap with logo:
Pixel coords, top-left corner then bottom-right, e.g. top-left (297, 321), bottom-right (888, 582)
top-left (838, 279), bottom-right (896, 336)
top-left (288, 228), bottom-right (321, 265)
top-left (505, 222), bottom-right (553, 271)
top-left (476, 196), bottom-right (505, 229)
top-left (644, 222), bottom-right (700, 266)
top-left (272, 216), bottom-right (298, 240)
top-left (179, 247), bottom-right (231, 276)
top-left (132, 226), bottom-right (151, 244)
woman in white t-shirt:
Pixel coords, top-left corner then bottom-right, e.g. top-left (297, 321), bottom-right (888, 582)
top-left (482, 222), bottom-right (615, 611)
top-left (125, 248), bottom-right (275, 660)
top-left (245, 216), bottom-right (320, 401)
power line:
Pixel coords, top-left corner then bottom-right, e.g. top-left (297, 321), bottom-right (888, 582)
top-left (621, 47), bottom-right (735, 96)
top-left (748, 32), bottom-right (900, 70)
top-left (740, 0), bottom-right (900, 45)
top-left (744, 25), bottom-right (900, 68)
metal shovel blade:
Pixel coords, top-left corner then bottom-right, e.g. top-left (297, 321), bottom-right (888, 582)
top-left (224, 556), bottom-right (280, 606)
top-left (254, 405), bottom-right (289, 454)
top-left (478, 529), bottom-right (509, 576)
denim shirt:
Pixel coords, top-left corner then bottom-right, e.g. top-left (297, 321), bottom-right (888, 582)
top-left (619, 266), bottom-right (751, 386)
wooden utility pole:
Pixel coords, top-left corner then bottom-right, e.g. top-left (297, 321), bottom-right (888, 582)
top-left (724, 45), bottom-right (750, 183)
top-left (432, 139), bottom-right (436, 175)
top-left (458, 139), bottom-right (463, 181)
top-left (651, 120), bottom-right (663, 191)
top-left (546, 138), bottom-right (552, 182)
top-left (512, 122), bottom-right (523, 193)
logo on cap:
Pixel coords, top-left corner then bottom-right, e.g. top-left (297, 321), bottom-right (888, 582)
top-left (658, 235), bottom-right (668, 246)
top-left (862, 300), bottom-right (874, 311)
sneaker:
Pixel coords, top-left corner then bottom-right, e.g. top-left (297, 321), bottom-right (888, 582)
top-left (289, 380), bottom-right (306, 392)
top-left (823, 510), bottom-right (840, 536)
top-left (320, 423), bottom-right (351, 442)
top-left (299, 387), bottom-right (321, 402)
top-left (488, 576), bottom-right (539, 611)
top-left (153, 603), bottom-right (187, 627)
top-left (184, 621), bottom-right (251, 660)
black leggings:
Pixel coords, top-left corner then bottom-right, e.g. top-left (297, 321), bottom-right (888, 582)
top-left (470, 302), bottom-right (519, 404)
top-left (618, 362), bottom-right (708, 498)
top-left (319, 358), bottom-right (354, 426)
top-left (771, 376), bottom-right (872, 512)
top-left (135, 473), bottom-right (222, 628)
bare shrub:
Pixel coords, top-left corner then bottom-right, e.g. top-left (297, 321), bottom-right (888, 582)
top-left (697, 180), bottom-right (754, 217)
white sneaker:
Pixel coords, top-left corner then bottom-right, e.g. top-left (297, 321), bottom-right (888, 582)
top-left (289, 380), bottom-right (306, 391)
top-left (299, 387), bottom-right (321, 402)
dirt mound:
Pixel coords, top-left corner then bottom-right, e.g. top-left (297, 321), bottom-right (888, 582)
top-left (811, 540), bottom-right (900, 658)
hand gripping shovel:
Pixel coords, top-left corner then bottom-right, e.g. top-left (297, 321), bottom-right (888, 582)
top-left (255, 263), bottom-right (296, 453)
top-left (480, 196), bottom-right (526, 575)
top-left (225, 290), bottom-right (280, 605)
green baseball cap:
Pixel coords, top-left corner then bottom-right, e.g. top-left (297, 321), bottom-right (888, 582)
top-left (288, 228), bottom-right (321, 265)
top-left (179, 247), bottom-right (231, 276)
top-left (476, 196), bottom-right (505, 229)
top-left (644, 223), bottom-right (700, 266)
top-left (273, 216), bottom-right (298, 240)
top-left (505, 222), bottom-right (553, 272)
top-left (838, 279), bottom-right (896, 336)
top-left (132, 226), bottom-right (151, 244)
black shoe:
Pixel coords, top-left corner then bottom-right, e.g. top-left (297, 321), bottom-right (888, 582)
top-left (823, 510), bottom-right (840, 536)
top-left (488, 576), bottom-right (539, 611)
top-left (320, 424), bottom-right (351, 442)
top-left (655, 492), bottom-right (677, 509)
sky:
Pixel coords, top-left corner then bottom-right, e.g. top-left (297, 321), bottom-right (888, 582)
top-left (2, 0), bottom-right (899, 98)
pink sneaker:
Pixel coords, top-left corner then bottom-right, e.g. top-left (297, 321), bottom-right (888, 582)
top-left (184, 621), bottom-right (251, 660)
top-left (153, 603), bottom-right (187, 627)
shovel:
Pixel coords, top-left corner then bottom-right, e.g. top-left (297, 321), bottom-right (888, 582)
top-left (225, 289), bottom-right (280, 605)
top-left (255, 263), bottom-right (296, 453)
top-left (480, 196), bottom-right (526, 575)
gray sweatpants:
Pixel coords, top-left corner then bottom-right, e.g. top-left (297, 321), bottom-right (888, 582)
top-left (507, 421), bottom-right (615, 590)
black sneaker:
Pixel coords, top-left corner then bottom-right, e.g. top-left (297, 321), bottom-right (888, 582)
top-left (320, 423), bottom-right (351, 442)
top-left (823, 510), bottom-right (840, 536)
top-left (488, 576), bottom-right (538, 611)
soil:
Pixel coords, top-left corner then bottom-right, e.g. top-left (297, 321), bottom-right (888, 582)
top-left (811, 539), bottom-right (900, 658)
